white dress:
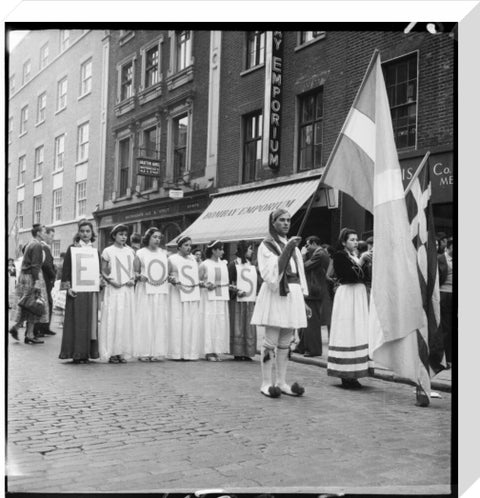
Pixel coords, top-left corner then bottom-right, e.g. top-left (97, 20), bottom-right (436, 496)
top-left (198, 259), bottom-right (230, 355)
top-left (99, 245), bottom-right (136, 360)
top-left (251, 239), bottom-right (308, 329)
top-left (133, 247), bottom-right (169, 358)
top-left (167, 253), bottom-right (200, 360)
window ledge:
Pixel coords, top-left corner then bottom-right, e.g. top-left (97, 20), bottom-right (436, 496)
top-left (16, 184), bottom-right (25, 189)
top-left (35, 119), bottom-right (45, 127)
top-left (52, 168), bottom-right (64, 175)
top-left (19, 131), bottom-right (27, 138)
top-left (114, 96), bottom-right (136, 116)
top-left (240, 63), bottom-right (265, 77)
top-left (75, 159), bottom-right (89, 167)
top-left (119, 31), bottom-right (135, 46)
top-left (33, 176), bottom-right (43, 182)
top-left (295, 33), bottom-right (327, 52)
top-left (78, 91), bottom-right (91, 101)
top-left (166, 65), bottom-right (194, 91)
top-left (55, 106), bottom-right (67, 116)
top-left (138, 82), bottom-right (163, 105)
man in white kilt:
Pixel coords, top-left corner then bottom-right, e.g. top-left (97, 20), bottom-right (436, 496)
top-left (251, 208), bottom-right (312, 398)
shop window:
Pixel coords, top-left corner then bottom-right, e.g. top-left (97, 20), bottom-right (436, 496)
top-left (383, 53), bottom-right (418, 149)
top-left (242, 111), bottom-right (263, 183)
top-left (298, 89), bottom-right (324, 171)
top-left (246, 31), bottom-right (265, 69)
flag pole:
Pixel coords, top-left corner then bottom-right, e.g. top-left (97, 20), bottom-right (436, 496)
top-left (296, 49), bottom-right (380, 237)
top-left (404, 151), bottom-right (431, 195)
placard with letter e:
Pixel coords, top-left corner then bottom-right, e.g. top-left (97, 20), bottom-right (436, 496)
top-left (207, 261), bottom-right (229, 301)
top-left (71, 247), bottom-right (100, 292)
top-left (142, 250), bottom-right (169, 295)
top-left (235, 264), bottom-right (257, 302)
top-left (177, 258), bottom-right (201, 302)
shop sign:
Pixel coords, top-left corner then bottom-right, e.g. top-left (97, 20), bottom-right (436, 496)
top-left (400, 152), bottom-right (453, 204)
top-left (137, 158), bottom-right (161, 177)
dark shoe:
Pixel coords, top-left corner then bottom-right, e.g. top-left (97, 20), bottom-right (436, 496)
top-left (242, 356), bottom-right (253, 361)
top-left (108, 356), bottom-right (120, 364)
top-left (349, 379), bottom-right (362, 389)
top-left (43, 330), bottom-right (56, 336)
top-left (234, 356), bottom-right (243, 361)
top-left (9, 328), bottom-right (19, 341)
top-left (35, 333), bottom-right (46, 338)
top-left (303, 352), bottom-right (314, 357)
top-left (261, 385), bottom-right (282, 398)
top-left (25, 337), bottom-right (44, 345)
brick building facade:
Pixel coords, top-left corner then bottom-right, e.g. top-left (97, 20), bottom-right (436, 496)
top-left (7, 29), bottom-right (106, 261)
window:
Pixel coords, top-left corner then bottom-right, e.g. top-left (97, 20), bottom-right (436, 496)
top-left (145, 46), bottom-right (159, 87)
top-left (173, 114), bottom-right (189, 180)
top-left (75, 180), bottom-right (87, 217)
top-left (18, 155), bottom-right (26, 185)
top-left (40, 43), bottom-right (49, 69)
top-left (9, 75), bottom-right (15, 95)
top-left (175, 31), bottom-right (192, 72)
top-left (22, 59), bottom-right (31, 85)
top-left (77, 122), bottom-right (89, 162)
top-left (54, 134), bottom-right (65, 171)
top-left (246, 31), bottom-right (265, 69)
top-left (139, 126), bottom-right (158, 190)
top-left (57, 77), bottom-right (68, 110)
top-left (243, 111), bottom-right (263, 182)
top-left (8, 117), bottom-right (13, 144)
top-left (17, 202), bottom-right (24, 229)
top-left (52, 240), bottom-right (61, 258)
top-left (383, 54), bottom-right (418, 149)
top-left (120, 61), bottom-right (134, 100)
top-left (34, 145), bottom-right (44, 178)
top-left (37, 92), bottom-right (46, 123)
top-left (33, 195), bottom-right (42, 224)
top-left (20, 105), bottom-right (28, 134)
top-left (299, 31), bottom-right (325, 45)
top-left (60, 30), bottom-right (70, 51)
top-left (119, 138), bottom-right (131, 196)
top-left (52, 188), bottom-right (62, 222)
top-left (298, 90), bottom-right (324, 171)
top-left (80, 58), bottom-right (92, 95)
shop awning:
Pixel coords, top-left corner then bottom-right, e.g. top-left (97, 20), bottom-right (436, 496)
top-left (168, 179), bottom-right (319, 245)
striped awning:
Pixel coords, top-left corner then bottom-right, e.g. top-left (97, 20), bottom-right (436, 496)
top-left (168, 179), bottom-right (319, 245)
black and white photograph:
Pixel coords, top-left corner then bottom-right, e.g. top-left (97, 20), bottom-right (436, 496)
top-left (3, 2), bottom-right (473, 496)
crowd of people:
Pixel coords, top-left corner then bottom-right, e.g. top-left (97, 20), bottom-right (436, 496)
top-left (8, 212), bottom-right (453, 396)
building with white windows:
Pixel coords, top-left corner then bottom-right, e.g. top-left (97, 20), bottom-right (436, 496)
top-left (7, 29), bottom-right (107, 260)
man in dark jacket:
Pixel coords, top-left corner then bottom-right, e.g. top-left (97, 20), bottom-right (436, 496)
top-left (296, 236), bottom-right (332, 357)
top-left (34, 227), bottom-right (57, 338)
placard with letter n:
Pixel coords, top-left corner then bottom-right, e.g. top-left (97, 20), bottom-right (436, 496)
top-left (71, 247), bottom-right (100, 292)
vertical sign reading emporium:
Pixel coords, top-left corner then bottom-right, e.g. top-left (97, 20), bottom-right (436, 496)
top-left (262, 31), bottom-right (283, 171)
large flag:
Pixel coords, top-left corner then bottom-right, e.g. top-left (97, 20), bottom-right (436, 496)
top-left (321, 50), bottom-right (427, 399)
top-left (405, 157), bottom-right (445, 378)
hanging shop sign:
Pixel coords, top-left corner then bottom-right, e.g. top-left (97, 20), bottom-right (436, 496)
top-left (137, 157), bottom-right (161, 177)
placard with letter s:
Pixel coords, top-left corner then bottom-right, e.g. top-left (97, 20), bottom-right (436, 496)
top-left (236, 264), bottom-right (257, 302)
top-left (71, 247), bottom-right (100, 292)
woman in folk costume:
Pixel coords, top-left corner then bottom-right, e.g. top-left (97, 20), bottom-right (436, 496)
top-left (167, 236), bottom-right (200, 360)
top-left (251, 209), bottom-right (311, 398)
top-left (99, 224), bottom-right (136, 364)
top-left (59, 220), bottom-right (100, 363)
top-left (198, 240), bottom-right (230, 361)
top-left (327, 228), bottom-right (373, 388)
top-left (228, 241), bottom-right (257, 361)
top-left (133, 227), bottom-right (169, 362)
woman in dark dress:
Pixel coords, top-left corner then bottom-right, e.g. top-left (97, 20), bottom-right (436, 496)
top-left (59, 220), bottom-right (100, 364)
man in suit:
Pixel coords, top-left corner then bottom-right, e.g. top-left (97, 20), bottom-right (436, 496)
top-left (438, 237), bottom-right (453, 368)
top-left (296, 236), bottom-right (332, 357)
top-left (34, 227), bottom-right (57, 338)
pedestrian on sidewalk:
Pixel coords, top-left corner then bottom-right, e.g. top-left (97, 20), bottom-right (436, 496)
top-left (167, 236), bottom-right (200, 360)
top-left (132, 227), bottom-right (169, 362)
top-left (8, 258), bottom-right (17, 318)
top-left (326, 228), bottom-right (373, 389)
top-left (228, 240), bottom-right (257, 361)
top-left (59, 220), bottom-right (101, 364)
top-left (198, 240), bottom-right (230, 362)
top-left (9, 224), bottom-right (50, 345)
top-left (438, 237), bottom-right (453, 368)
top-left (99, 224), bottom-right (136, 364)
top-left (251, 208), bottom-right (311, 398)
top-left (296, 236), bottom-right (332, 357)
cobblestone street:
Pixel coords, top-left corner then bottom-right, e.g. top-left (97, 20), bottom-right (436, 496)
top-left (7, 313), bottom-right (452, 494)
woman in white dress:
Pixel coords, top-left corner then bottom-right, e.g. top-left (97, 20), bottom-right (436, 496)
top-left (326, 228), bottom-right (373, 388)
top-left (167, 236), bottom-right (200, 360)
top-left (133, 227), bottom-right (169, 362)
top-left (198, 241), bottom-right (230, 361)
top-left (251, 209), bottom-right (311, 398)
top-left (99, 224), bottom-right (136, 364)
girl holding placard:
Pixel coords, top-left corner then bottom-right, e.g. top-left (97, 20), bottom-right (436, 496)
top-left (99, 224), bottom-right (136, 364)
top-left (228, 241), bottom-right (257, 361)
top-left (133, 227), bottom-right (169, 362)
top-left (59, 220), bottom-right (101, 364)
top-left (198, 241), bottom-right (230, 362)
top-left (167, 236), bottom-right (200, 360)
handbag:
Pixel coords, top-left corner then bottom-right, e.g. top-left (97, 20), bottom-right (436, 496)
top-left (18, 291), bottom-right (45, 316)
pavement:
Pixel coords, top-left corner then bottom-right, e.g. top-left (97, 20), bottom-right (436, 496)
top-left (6, 313), bottom-right (452, 494)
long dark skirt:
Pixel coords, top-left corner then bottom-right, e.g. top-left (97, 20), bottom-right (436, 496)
top-left (229, 300), bottom-right (257, 358)
top-left (297, 299), bottom-right (323, 356)
top-left (59, 292), bottom-right (100, 360)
